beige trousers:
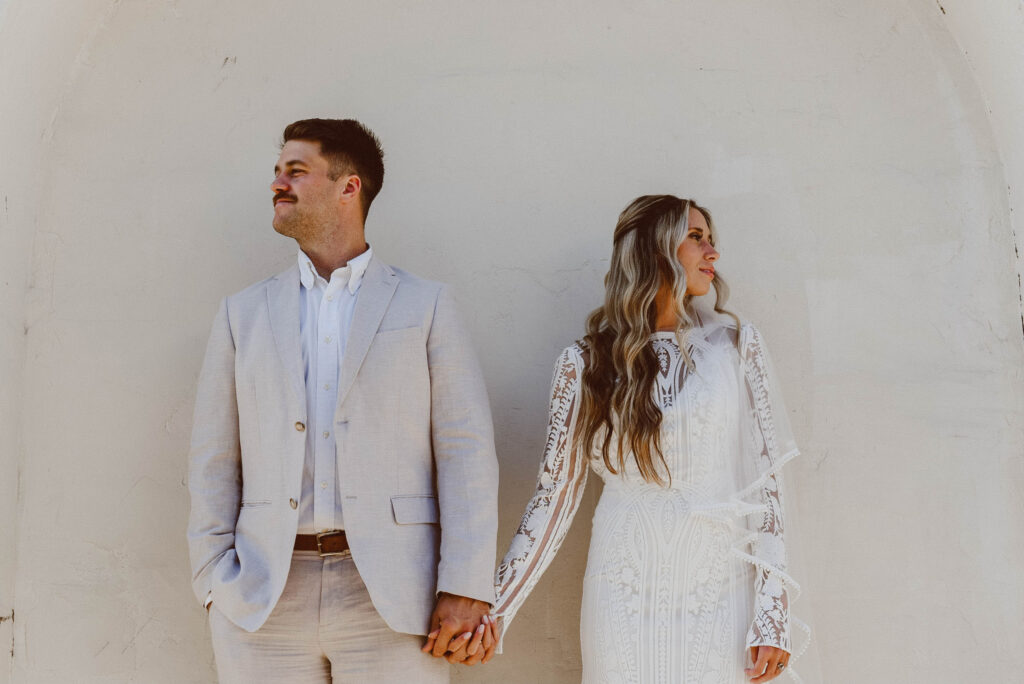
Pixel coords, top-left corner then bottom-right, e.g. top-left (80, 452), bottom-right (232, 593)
top-left (209, 551), bottom-right (449, 684)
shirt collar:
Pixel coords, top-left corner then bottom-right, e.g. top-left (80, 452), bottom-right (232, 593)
top-left (297, 245), bottom-right (373, 296)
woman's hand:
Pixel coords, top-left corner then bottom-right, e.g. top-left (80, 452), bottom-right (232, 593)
top-left (479, 615), bottom-right (501, 664)
top-left (744, 645), bottom-right (790, 682)
top-left (463, 614), bottom-right (499, 665)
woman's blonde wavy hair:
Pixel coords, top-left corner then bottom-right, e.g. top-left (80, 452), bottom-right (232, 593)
top-left (577, 195), bottom-right (736, 485)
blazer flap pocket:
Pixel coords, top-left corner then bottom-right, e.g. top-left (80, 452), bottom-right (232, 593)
top-left (391, 495), bottom-right (439, 525)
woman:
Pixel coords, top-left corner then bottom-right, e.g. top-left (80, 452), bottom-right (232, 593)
top-left (488, 196), bottom-right (807, 683)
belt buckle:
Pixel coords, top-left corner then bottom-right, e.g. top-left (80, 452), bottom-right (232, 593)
top-left (315, 530), bottom-right (349, 558)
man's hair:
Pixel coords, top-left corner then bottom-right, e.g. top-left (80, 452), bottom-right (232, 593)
top-left (282, 118), bottom-right (385, 219)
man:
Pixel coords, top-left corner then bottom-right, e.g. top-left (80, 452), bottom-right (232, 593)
top-left (187, 118), bottom-right (498, 683)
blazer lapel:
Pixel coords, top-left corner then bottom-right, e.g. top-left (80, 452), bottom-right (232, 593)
top-left (336, 256), bottom-right (398, 409)
top-left (267, 264), bottom-right (305, 406)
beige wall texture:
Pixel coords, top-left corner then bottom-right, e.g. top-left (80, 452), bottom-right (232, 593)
top-left (2, 1), bottom-right (1022, 682)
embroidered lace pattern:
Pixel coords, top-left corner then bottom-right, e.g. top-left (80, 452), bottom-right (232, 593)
top-left (493, 323), bottom-right (805, 683)
top-left (740, 325), bottom-right (792, 653)
top-left (493, 345), bottom-right (590, 620)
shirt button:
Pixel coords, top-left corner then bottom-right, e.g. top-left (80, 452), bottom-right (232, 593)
top-left (326, 295), bottom-right (334, 301)
top-left (320, 481), bottom-right (327, 489)
top-left (289, 498), bottom-right (298, 509)
top-left (294, 421), bottom-right (305, 432)
top-left (323, 431), bottom-right (330, 439)
top-left (324, 336), bottom-right (332, 344)
top-left (323, 383), bottom-right (330, 391)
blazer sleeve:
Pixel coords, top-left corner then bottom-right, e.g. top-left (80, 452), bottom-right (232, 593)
top-left (186, 298), bottom-right (242, 606)
top-left (426, 285), bottom-right (500, 605)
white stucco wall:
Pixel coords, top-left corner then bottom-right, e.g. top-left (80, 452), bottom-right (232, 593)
top-left (1, 1), bottom-right (1022, 682)
top-left (937, 0), bottom-right (1024, 327)
top-left (0, 2), bottom-right (118, 680)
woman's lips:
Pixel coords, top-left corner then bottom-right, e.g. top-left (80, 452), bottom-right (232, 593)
top-left (699, 268), bottom-right (715, 277)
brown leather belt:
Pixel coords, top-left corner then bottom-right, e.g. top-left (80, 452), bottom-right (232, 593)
top-left (294, 530), bottom-right (350, 556)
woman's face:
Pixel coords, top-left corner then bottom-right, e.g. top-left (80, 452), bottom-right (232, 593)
top-left (676, 206), bottom-right (719, 296)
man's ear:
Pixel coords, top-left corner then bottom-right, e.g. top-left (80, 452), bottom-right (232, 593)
top-left (339, 174), bottom-right (362, 205)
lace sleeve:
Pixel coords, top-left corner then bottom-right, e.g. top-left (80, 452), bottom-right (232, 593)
top-left (741, 326), bottom-right (793, 653)
top-left (745, 471), bottom-right (791, 652)
top-left (492, 345), bottom-right (589, 628)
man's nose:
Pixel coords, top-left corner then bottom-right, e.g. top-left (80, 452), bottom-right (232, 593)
top-left (271, 174), bottom-right (289, 193)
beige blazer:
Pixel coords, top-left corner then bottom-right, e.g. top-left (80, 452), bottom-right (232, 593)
top-left (187, 256), bottom-right (499, 634)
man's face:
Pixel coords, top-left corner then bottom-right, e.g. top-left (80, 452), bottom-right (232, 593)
top-left (271, 139), bottom-right (344, 243)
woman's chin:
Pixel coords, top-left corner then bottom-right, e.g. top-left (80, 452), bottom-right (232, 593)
top-left (687, 284), bottom-right (712, 297)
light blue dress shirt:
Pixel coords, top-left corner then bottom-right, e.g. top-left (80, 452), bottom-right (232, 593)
top-left (296, 245), bottom-right (372, 534)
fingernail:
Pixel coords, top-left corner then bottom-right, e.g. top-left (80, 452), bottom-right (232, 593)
top-left (428, 629), bottom-right (439, 638)
top-left (461, 631), bottom-right (473, 639)
top-left (476, 624), bottom-right (485, 633)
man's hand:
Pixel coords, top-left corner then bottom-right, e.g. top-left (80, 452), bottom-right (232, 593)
top-left (421, 593), bottom-right (492, 664)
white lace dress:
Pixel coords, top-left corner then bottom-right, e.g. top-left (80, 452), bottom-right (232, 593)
top-left (493, 322), bottom-right (807, 683)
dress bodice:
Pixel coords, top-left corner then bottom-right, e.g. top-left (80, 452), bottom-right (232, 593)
top-left (589, 330), bottom-right (742, 502)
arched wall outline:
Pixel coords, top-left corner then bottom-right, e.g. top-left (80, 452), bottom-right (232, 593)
top-left (936, 0), bottom-right (1024, 331)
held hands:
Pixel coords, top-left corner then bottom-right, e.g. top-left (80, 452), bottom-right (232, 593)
top-left (745, 645), bottom-right (790, 683)
top-left (422, 613), bottom-right (499, 666)
top-left (421, 593), bottom-right (499, 666)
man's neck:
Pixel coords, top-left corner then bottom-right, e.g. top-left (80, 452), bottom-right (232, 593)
top-left (299, 228), bottom-right (368, 279)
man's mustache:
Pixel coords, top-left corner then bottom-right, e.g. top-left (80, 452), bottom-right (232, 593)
top-left (274, 193), bottom-right (297, 205)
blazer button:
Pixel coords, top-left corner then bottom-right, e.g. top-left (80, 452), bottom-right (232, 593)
top-left (289, 498), bottom-right (298, 509)
top-left (294, 421), bottom-right (305, 432)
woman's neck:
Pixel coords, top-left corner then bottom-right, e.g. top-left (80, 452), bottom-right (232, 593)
top-left (653, 285), bottom-right (679, 331)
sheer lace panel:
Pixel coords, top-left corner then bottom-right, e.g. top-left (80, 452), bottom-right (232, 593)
top-left (741, 325), bottom-right (791, 652)
top-left (493, 344), bottom-right (589, 625)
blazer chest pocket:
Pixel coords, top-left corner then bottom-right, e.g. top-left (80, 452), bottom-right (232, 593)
top-left (372, 325), bottom-right (423, 352)
top-left (391, 495), bottom-right (439, 525)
